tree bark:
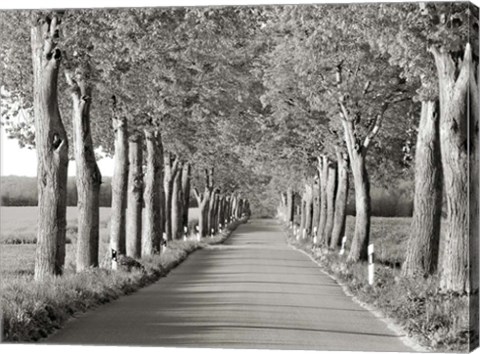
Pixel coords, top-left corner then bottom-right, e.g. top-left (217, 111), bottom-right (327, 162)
top-left (330, 148), bottom-right (349, 250)
top-left (347, 148), bottom-right (370, 263)
top-left (171, 166), bottom-right (183, 240)
top-left (304, 183), bottom-right (314, 237)
top-left (403, 101), bottom-right (442, 277)
top-left (299, 193), bottom-right (306, 237)
top-left (163, 152), bottom-right (178, 241)
top-left (316, 156), bottom-right (328, 246)
top-left (126, 134), bottom-right (143, 259)
top-left (286, 187), bottom-right (294, 224)
top-left (32, 15), bottom-right (69, 280)
top-left (324, 163), bottom-right (337, 247)
top-left (469, 57), bottom-right (479, 339)
top-left (181, 163), bottom-right (191, 231)
top-left (65, 70), bottom-right (101, 271)
top-left (431, 44), bottom-right (471, 292)
top-left (142, 129), bottom-right (163, 256)
top-left (193, 168), bottom-right (213, 238)
top-left (311, 184), bottom-right (320, 237)
top-left (109, 101), bottom-right (128, 266)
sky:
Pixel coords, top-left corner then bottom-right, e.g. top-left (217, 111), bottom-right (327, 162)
top-left (1, 125), bottom-right (115, 177)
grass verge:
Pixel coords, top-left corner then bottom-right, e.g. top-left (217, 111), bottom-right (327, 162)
top-left (285, 226), bottom-right (471, 353)
top-left (1, 218), bottom-right (246, 342)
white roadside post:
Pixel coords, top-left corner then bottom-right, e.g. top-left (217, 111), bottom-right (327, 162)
top-left (313, 227), bottom-right (318, 246)
top-left (183, 226), bottom-right (188, 241)
top-left (339, 236), bottom-right (347, 255)
top-left (211, 228), bottom-right (214, 238)
top-left (368, 244), bottom-right (375, 285)
top-left (111, 249), bottom-right (118, 270)
top-left (302, 228), bottom-right (306, 239)
top-left (161, 232), bottom-right (167, 254)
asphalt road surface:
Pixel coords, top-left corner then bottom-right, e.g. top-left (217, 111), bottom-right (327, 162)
top-left (46, 219), bottom-right (414, 351)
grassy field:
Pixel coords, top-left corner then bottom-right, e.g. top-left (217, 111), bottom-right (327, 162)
top-left (0, 206), bottom-right (200, 277)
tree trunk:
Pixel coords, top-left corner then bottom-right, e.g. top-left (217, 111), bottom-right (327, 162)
top-left (316, 156), bottom-right (328, 246)
top-left (66, 72), bottom-right (101, 271)
top-left (304, 183), bottom-right (313, 237)
top-left (163, 153), bottom-right (178, 241)
top-left (126, 134), bottom-right (143, 259)
top-left (431, 45), bottom-right (471, 292)
top-left (324, 163), bottom-right (337, 247)
top-left (32, 15), bottom-right (69, 280)
top-left (347, 148), bottom-right (370, 263)
top-left (208, 189), bottom-right (218, 236)
top-left (230, 194), bottom-right (237, 220)
top-left (181, 163), bottom-right (191, 231)
top-left (330, 149), bottom-right (349, 250)
top-left (469, 57), bottom-right (479, 339)
top-left (217, 195), bottom-right (224, 230)
top-left (286, 187), bottom-right (294, 224)
top-left (171, 167), bottom-right (182, 240)
top-left (299, 194), bottom-right (306, 237)
top-left (403, 101), bottom-right (442, 277)
top-left (311, 184), bottom-right (320, 236)
top-left (142, 129), bottom-right (163, 256)
top-left (109, 106), bottom-right (128, 266)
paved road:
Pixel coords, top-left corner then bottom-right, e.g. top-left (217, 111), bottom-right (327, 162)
top-left (46, 219), bottom-right (413, 351)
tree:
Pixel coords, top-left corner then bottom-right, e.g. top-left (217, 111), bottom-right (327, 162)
top-left (31, 13), bottom-right (69, 279)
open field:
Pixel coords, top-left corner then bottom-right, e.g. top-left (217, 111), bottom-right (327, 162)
top-left (0, 207), bottom-right (200, 277)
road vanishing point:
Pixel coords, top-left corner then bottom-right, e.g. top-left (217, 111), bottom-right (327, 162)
top-left (46, 219), bottom-right (414, 351)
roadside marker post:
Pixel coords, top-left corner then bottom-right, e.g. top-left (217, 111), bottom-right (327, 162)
top-left (339, 236), bottom-right (347, 255)
top-left (211, 228), bottom-right (214, 238)
top-left (302, 228), bottom-right (306, 239)
top-left (313, 227), bottom-right (318, 246)
top-left (195, 225), bottom-right (200, 241)
top-left (368, 244), bottom-right (375, 285)
top-left (161, 233), bottom-right (167, 254)
top-left (183, 226), bottom-right (188, 241)
top-left (111, 249), bottom-right (118, 270)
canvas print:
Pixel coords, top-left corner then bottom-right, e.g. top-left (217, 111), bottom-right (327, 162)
top-left (0, 1), bottom-right (478, 353)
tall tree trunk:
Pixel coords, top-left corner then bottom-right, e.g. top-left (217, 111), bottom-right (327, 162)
top-left (142, 129), bottom-right (163, 256)
top-left (324, 163), bottom-right (337, 247)
top-left (330, 148), bottom-right (349, 250)
top-left (217, 195), bottom-right (224, 230)
top-left (224, 196), bottom-right (230, 225)
top-left (311, 184), bottom-right (320, 236)
top-left (286, 187), bottom-right (294, 224)
top-left (32, 15), bottom-right (69, 280)
top-left (230, 194), bottom-right (237, 220)
top-left (347, 148), bottom-right (371, 263)
top-left (279, 192), bottom-right (287, 221)
top-left (299, 194), bottom-right (306, 237)
top-left (208, 189), bottom-right (218, 236)
top-left (171, 167), bottom-right (182, 240)
top-left (181, 163), bottom-right (191, 231)
top-left (403, 101), bottom-right (442, 277)
top-left (304, 183), bottom-right (314, 237)
top-left (109, 102), bottom-right (128, 266)
top-left (469, 57), bottom-right (479, 340)
top-left (65, 71), bottom-right (101, 271)
top-left (316, 156), bottom-right (328, 246)
top-left (163, 153), bottom-right (178, 241)
top-left (431, 44), bottom-right (471, 292)
top-left (126, 134), bottom-right (143, 259)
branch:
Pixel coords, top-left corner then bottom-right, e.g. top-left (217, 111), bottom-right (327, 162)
top-left (363, 103), bottom-right (389, 149)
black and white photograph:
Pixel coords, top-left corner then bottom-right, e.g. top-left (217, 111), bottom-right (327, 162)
top-left (0, 0), bottom-right (479, 353)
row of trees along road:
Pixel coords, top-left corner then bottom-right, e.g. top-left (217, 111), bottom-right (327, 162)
top-left (0, 4), bottom-right (478, 296)
top-left (0, 8), bottom-right (258, 279)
